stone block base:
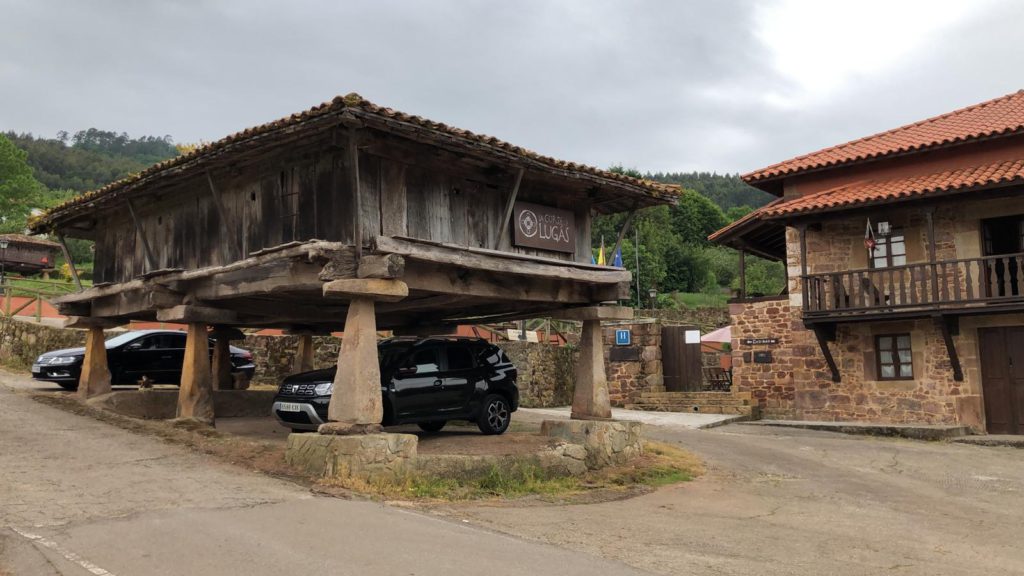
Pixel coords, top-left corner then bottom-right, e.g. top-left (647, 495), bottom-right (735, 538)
top-left (286, 432), bottom-right (418, 482)
top-left (540, 419), bottom-right (644, 470)
top-left (416, 443), bottom-right (589, 479)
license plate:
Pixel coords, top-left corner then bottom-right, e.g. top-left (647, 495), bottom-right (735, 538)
top-left (278, 402), bottom-right (303, 413)
top-left (31, 365), bottom-right (41, 374)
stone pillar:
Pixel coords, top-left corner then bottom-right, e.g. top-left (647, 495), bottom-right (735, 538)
top-left (77, 327), bottom-right (111, 399)
top-left (324, 297), bottom-right (383, 433)
top-left (177, 322), bottom-right (215, 424)
top-left (571, 319), bottom-right (612, 420)
top-left (211, 336), bottom-right (233, 391)
top-left (294, 334), bottom-right (315, 373)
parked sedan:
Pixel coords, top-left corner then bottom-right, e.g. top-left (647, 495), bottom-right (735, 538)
top-left (273, 337), bottom-right (519, 434)
top-left (32, 329), bottom-right (256, 390)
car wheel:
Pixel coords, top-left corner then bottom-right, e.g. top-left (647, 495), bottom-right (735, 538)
top-left (417, 421), bottom-right (446, 433)
top-left (477, 394), bottom-right (511, 435)
top-left (57, 382), bottom-right (78, 391)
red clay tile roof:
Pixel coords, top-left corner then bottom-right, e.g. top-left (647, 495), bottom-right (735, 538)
top-left (761, 158), bottom-right (1024, 217)
top-left (31, 93), bottom-right (679, 231)
top-left (744, 89), bottom-right (1024, 187)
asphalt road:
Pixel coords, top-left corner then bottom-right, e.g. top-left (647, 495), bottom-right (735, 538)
top-left (459, 411), bottom-right (1024, 576)
top-left (0, 374), bottom-right (646, 576)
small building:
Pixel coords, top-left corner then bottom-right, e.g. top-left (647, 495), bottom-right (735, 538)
top-left (711, 90), bottom-right (1024, 434)
top-left (30, 93), bottom-right (676, 427)
top-left (0, 233), bottom-right (61, 275)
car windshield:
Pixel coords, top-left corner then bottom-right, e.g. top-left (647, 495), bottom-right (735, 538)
top-left (379, 342), bottom-right (413, 370)
top-left (104, 332), bottom-right (148, 348)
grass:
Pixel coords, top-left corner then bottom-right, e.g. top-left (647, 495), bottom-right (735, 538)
top-left (669, 292), bottom-right (729, 308)
top-left (322, 440), bottom-right (704, 502)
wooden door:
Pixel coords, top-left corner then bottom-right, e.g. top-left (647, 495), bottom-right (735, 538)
top-left (979, 326), bottom-right (1024, 434)
top-left (661, 325), bottom-right (703, 392)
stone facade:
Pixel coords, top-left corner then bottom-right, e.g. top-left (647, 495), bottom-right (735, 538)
top-left (636, 307), bottom-right (730, 332)
top-left (602, 319), bottom-right (663, 407)
top-left (242, 334), bottom-right (340, 384)
top-left (0, 318), bottom-right (89, 367)
top-left (731, 196), bottom-right (1024, 431)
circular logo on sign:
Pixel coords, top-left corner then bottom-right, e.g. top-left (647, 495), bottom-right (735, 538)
top-left (518, 209), bottom-right (539, 238)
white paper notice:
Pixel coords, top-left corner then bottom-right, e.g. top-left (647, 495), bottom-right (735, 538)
top-left (685, 330), bottom-right (701, 344)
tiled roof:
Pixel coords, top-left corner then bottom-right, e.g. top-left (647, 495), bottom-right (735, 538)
top-left (32, 93), bottom-right (679, 230)
top-left (761, 158), bottom-right (1024, 216)
top-left (744, 89), bottom-right (1024, 185)
top-left (0, 233), bottom-right (60, 249)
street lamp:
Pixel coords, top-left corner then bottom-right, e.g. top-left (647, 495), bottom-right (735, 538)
top-left (0, 238), bottom-right (9, 286)
top-left (648, 287), bottom-right (658, 310)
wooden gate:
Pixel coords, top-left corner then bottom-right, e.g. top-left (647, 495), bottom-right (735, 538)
top-left (979, 326), bottom-right (1024, 435)
top-left (662, 325), bottom-right (703, 392)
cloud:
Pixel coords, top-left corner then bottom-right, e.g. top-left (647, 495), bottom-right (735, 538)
top-left (0, 0), bottom-right (1021, 174)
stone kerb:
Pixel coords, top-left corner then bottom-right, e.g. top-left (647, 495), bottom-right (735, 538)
top-left (286, 432), bottom-right (419, 482)
top-left (540, 419), bottom-right (644, 470)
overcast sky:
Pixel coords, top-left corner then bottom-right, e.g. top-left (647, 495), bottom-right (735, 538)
top-left (2, 0), bottom-right (1022, 174)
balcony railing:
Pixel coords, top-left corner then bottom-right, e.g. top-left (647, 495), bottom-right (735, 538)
top-left (802, 252), bottom-right (1024, 318)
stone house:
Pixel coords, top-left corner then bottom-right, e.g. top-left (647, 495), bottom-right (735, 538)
top-left (711, 90), bottom-right (1024, 434)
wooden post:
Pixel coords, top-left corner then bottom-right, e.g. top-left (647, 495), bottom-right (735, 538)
top-left (127, 199), bottom-right (158, 272)
top-left (176, 322), bottom-right (215, 424)
top-left (34, 294), bottom-right (41, 323)
top-left (925, 208), bottom-right (939, 303)
top-left (495, 167), bottom-right (525, 250)
top-left (211, 336), bottom-right (233, 391)
top-left (324, 297), bottom-right (383, 432)
top-left (609, 206), bottom-right (638, 263)
top-left (348, 128), bottom-right (363, 260)
top-left (77, 327), bottom-right (111, 399)
top-left (738, 249), bottom-right (747, 300)
top-left (799, 224), bottom-right (809, 310)
top-left (571, 319), bottom-right (612, 420)
top-left (294, 334), bottom-right (315, 373)
top-left (3, 288), bottom-right (9, 317)
top-left (56, 233), bottom-right (83, 291)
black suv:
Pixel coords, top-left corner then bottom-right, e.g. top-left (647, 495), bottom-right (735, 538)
top-left (272, 337), bottom-right (519, 435)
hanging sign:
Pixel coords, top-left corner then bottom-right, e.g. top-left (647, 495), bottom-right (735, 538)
top-left (512, 201), bottom-right (576, 254)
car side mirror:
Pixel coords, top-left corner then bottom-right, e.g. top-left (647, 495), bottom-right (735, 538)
top-left (125, 342), bottom-right (143, 351)
top-left (397, 365), bottom-right (418, 377)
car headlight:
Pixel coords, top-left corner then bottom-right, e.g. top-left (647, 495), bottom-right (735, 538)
top-left (313, 382), bottom-right (334, 395)
top-left (47, 356), bottom-right (80, 365)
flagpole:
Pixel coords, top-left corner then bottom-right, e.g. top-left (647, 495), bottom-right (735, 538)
top-left (634, 226), bottom-right (641, 309)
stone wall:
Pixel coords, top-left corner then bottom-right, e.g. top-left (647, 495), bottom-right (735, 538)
top-left (602, 319), bottom-right (663, 406)
top-left (498, 341), bottom-right (576, 408)
top-left (241, 334), bottom-right (340, 384)
top-left (0, 318), bottom-right (89, 367)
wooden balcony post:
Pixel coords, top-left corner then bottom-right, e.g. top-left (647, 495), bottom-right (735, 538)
top-left (925, 208), bottom-right (939, 303)
top-left (799, 224), bottom-right (809, 310)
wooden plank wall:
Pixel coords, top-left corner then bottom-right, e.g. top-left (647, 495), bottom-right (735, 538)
top-left (92, 134), bottom-right (592, 284)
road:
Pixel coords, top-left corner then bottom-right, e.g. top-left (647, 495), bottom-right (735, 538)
top-left (454, 411), bottom-right (1024, 576)
top-left (0, 374), bottom-right (645, 576)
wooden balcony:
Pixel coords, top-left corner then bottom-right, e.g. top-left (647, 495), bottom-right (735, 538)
top-left (802, 252), bottom-right (1024, 322)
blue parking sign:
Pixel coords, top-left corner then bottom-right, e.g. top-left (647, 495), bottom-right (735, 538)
top-left (615, 329), bottom-right (631, 346)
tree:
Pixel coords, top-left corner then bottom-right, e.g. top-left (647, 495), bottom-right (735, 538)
top-left (0, 134), bottom-right (48, 233)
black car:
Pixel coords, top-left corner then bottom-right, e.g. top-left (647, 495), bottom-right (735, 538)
top-left (273, 337), bottom-right (519, 435)
top-left (32, 329), bottom-right (256, 390)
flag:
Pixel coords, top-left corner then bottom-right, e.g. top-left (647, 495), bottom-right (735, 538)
top-left (597, 236), bottom-right (606, 266)
top-left (612, 247), bottom-right (623, 267)
top-left (864, 218), bottom-right (877, 252)
top-left (591, 252), bottom-right (597, 265)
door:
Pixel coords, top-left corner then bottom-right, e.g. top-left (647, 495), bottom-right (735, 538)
top-left (391, 346), bottom-right (443, 418)
top-left (981, 215), bottom-right (1024, 297)
top-left (438, 345), bottom-right (477, 415)
top-left (156, 333), bottom-right (187, 383)
top-left (979, 326), bottom-right (1024, 434)
top-left (661, 325), bottom-right (703, 392)
top-left (118, 335), bottom-right (167, 383)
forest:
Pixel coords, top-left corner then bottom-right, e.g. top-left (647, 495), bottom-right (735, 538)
top-left (0, 130), bottom-right (785, 306)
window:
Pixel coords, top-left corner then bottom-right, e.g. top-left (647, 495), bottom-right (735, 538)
top-left (876, 334), bottom-right (913, 380)
top-left (404, 348), bottom-right (440, 374)
top-left (871, 226), bottom-right (906, 268)
top-left (446, 347), bottom-right (475, 371)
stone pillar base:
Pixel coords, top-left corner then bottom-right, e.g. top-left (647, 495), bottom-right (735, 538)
top-left (540, 419), bottom-right (644, 470)
top-left (318, 422), bottom-right (383, 435)
top-left (286, 432), bottom-right (418, 482)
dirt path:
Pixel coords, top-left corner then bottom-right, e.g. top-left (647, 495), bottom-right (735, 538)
top-left (441, 414), bottom-right (1024, 576)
